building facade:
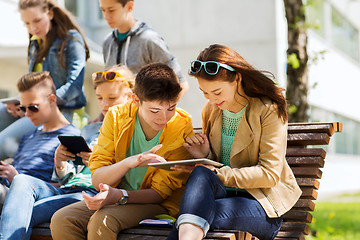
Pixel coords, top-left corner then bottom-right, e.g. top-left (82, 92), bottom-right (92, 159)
top-left (1, 0), bottom-right (359, 155)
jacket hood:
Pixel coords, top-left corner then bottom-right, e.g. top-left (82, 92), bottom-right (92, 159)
top-left (112, 20), bottom-right (148, 44)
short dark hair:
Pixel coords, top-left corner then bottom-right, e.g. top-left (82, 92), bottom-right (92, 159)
top-left (134, 63), bottom-right (182, 103)
top-left (17, 71), bottom-right (56, 94)
top-left (116, 0), bottom-right (133, 6)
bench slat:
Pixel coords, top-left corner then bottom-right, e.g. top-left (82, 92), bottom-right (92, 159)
top-left (283, 210), bottom-right (313, 223)
top-left (296, 178), bottom-right (320, 189)
top-left (293, 199), bottom-right (315, 211)
top-left (274, 238), bottom-right (299, 240)
top-left (120, 227), bottom-right (238, 240)
top-left (287, 133), bottom-right (330, 146)
top-left (117, 234), bottom-right (166, 240)
top-left (286, 156), bottom-right (324, 168)
top-left (275, 231), bottom-right (305, 240)
top-left (121, 227), bottom-right (170, 236)
top-left (30, 236), bottom-right (52, 240)
top-left (288, 122), bottom-right (342, 133)
top-left (288, 123), bottom-right (335, 136)
top-left (280, 222), bottom-right (310, 235)
top-left (286, 148), bottom-right (326, 158)
top-left (299, 187), bottom-right (318, 200)
top-left (291, 167), bottom-right (323, 178)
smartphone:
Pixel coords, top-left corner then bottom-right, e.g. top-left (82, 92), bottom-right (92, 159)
top-left (58, 135), bottom-right (91, 165)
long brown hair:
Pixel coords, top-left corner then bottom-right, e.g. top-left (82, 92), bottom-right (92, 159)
top-left (19, 0), bottom-right (90, 68)
top-left (190, 44), bottom-right (288, 122)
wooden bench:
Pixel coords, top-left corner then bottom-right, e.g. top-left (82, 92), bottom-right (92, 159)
top-left (30, 122), bottom-right (342, 240)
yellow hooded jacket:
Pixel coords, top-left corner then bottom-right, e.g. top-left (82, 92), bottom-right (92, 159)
top-left (89, 101), bottom-right (193, 217)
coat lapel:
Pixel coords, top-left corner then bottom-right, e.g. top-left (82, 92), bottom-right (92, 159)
top-left (208, 110), bottom-right (222, 160)
top-left (230, 114), bottom-right (254, 161)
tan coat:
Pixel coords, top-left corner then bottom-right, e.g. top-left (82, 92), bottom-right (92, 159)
top-left (202, 97), bottom-right (302, 218)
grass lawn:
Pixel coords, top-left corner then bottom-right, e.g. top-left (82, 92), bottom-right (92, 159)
top-left (307, 200), bottom-right (360, 240)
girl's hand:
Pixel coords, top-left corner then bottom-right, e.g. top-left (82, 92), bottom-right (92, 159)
top-left (83, 183), bottom-right (120, 210)
top-left (183, 133), bottom-right (210, 158)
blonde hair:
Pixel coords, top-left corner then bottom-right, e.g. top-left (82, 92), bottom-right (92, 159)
top-left (92, 65), bottom-right (135, 91)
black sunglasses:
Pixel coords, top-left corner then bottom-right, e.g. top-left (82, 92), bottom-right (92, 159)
top-left (19, 104), bottom-right (40, 113)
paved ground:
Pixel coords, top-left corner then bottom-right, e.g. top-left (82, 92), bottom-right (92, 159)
top-left (317, 153), bottom-right (360, 201)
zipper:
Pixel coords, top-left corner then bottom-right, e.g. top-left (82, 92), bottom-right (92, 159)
top-left (280, 180), bottom-right (294, 190)
top-left (262, 190), bottom-right (280, 217)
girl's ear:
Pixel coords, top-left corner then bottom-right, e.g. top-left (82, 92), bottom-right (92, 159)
top-left (48, 9), bottom-right (54, 21)
top-left (132, 94), bottom-right (141, 107)
top-left (236, 73), bottom-right (242, 83)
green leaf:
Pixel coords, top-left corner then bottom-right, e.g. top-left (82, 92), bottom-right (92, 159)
top-left (287, 53), bottom-right (301, 69)
top-left (288, 105), bottom-right (298, 114)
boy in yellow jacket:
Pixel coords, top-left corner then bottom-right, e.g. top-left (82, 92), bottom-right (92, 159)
top-left (50, 63), bottom-right (193, 239)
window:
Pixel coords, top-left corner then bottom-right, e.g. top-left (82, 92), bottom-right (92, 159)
top-left (306, 1), bottom-right (360, 63)
top-left (306, 0), bottom-right (325, 38)
top-left (331, 6), bottom-right (359, 62)
top-left (65, 0), bottom-right (78, 17)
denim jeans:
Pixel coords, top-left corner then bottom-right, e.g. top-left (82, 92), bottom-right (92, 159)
top-left (0, 174), bottom-right (97, 240)
top-left (167, 166), bottom-right (282, 240)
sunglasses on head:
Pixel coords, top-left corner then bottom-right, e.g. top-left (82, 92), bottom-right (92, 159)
top-left (19, 104), bottom-right (40, 113)
top-left (190, 60), bottom-right (236, 75)
top-left (92, 71), bottom-right (123, 82)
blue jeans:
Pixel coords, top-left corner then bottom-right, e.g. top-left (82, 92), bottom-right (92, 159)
top-left (167, 166), bottom-right (282, 240)
top-left (0, 174), bottom-right (97, 240)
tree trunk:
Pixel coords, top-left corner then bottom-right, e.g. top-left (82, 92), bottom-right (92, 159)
top-left (284, 0), bottom-right (309, 122)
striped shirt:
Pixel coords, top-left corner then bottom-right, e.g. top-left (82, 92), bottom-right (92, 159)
top-left (12, 124), bottom-right (80, 182)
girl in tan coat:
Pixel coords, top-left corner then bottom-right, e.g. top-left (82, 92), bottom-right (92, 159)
top-left (167, 44), bottom-right (301, 240)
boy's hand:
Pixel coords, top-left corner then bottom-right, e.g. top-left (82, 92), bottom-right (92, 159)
top-left (183, 133), bottom-right (210, 158)
top-left (54, 144), bottom-right (75, 169)
top-left (77, 151), bottom-right (92, 167)
top-left (125, 144), bottom-right (166, 168)
top-left (83, 183), bottom-right (120, 210)
top-left (0, 161), bottom-right (19, 183)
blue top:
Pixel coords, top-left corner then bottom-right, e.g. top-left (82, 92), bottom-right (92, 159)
top-left (12, 124), bottom-right (80, 182)
top-left (28, 30), bottom-right (87, 109)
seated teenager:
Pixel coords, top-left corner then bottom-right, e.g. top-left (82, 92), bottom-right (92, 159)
top-left (0, 65), bottom-right (135, 240)
top-left (167, 44), bottom-right (302, 240)
top-left (50, 63), bottom-right (194, 239)
top-left (0, 71), bottom-right (79, 208)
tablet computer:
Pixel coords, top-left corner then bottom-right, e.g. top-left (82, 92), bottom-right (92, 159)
top-left (58, 135), bottom-right (91, 165)
top-left (148, 158), bottom-right (223, 171)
